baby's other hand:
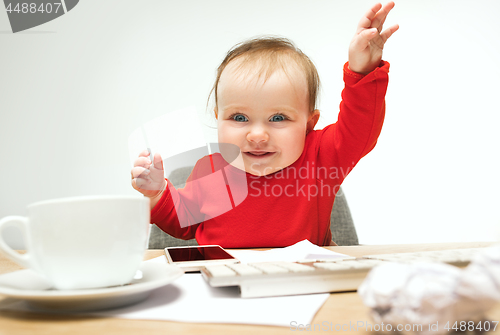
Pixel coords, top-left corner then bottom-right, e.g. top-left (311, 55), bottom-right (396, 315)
top-left (348, 2), bottom-right (399, 75)
top-left (131, 150), bottom-right (166, 199)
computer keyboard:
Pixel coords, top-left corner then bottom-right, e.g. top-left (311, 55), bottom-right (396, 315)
top-left (200, 247), bottom-right (488, 298)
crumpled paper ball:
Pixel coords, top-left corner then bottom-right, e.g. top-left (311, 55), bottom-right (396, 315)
top-left (358, 245), bottom-right (500, 335)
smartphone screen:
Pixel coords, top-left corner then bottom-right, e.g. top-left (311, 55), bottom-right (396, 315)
top-left (167, 246), bottom-right (235, 262)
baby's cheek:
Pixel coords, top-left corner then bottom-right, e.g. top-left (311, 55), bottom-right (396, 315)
top-left (284, 135), bottom-right (306, 165)
top-left (220, 127), bottom-right (247, 148)
top-left (217, 125), bottom-right (233, 144)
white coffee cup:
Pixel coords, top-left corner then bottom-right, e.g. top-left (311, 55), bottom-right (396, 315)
top-left (0, 195), bottom-right (150, 290)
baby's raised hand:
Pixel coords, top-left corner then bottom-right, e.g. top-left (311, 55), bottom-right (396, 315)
top-left (348, 2), bottom-right (399, 75)
top-left (131, 150), bottom-right (166, 199)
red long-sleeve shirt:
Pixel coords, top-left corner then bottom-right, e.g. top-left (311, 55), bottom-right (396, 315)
top-left (151, 61), bottom-right (390, 248)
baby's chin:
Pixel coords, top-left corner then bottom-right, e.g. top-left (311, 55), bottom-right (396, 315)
top-left (231, 162), bottom-right (287, 176)
top-left (221, 152), bottom-right (296, 176)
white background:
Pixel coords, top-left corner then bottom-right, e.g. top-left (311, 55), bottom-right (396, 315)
top-left (1, 0), bottom-right (499, 248)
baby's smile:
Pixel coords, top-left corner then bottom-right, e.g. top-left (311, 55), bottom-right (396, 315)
top-left (243, 150), bottom-right (277, 167)
top-left (245, 151), bottom-right (274, 157)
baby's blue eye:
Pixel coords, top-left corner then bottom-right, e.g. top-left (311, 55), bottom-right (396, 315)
top-left (270, 114), bottom-right (287, 122)
top-left (233, 114), bottom-right (248, 122)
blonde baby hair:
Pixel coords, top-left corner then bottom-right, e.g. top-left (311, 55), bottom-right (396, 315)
top-left (209, 36), bottom-right (321, 115)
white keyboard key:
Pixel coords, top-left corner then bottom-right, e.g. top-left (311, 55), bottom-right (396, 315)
top-left (296, 259), bottom-right (316, 263)
top-left (273, 262), bottom-right (315, 272)
top-left (346, 260), bottom-right (383, 269)
top-left (339, 260), bottom-right (360, 268)
top-left (227, 264), bottom-right (263, 276)
top-left (250, 263), bottom-right (289, 274)
top-left (313, 262), bottom-right (352, 271)
top-left (362, 259), bottom-right (386, 266)
top-left (362, 255), bottom-right (387, 261)
top-left (205, 265), bottom-right (237, 277)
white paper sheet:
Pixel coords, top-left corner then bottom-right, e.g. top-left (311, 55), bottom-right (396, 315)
top-left (1, 254), bottom-right (330, 327)
top-left (97, 259), bottom-right (329, 326)
top-left (227, 239), bottom-right (353, 263)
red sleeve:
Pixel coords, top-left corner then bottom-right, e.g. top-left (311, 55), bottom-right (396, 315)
top-left (316, 61), bottom-right (390, 181)
top-left (149, 154), bottom-right (229, 240)
top-left (150, 178), bottom-right (200, 240)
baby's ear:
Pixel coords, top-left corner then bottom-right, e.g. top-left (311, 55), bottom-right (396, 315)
top-left (306, 110), bottom-right (320, 134)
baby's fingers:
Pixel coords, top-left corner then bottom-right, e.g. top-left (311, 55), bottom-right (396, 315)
top-left (131, 169), bottom-right (161, 192)
top-left (379, 23), bottom-right (399, 43)
top-left (152, 153), bottom-right (164, 171)
top-left (134, 156), bottom-right (152, 169)
top-left (357, 3), bottom-right (382, 32)
top-left (370, 2), bottom-right (395, 32)
top-left (132, 177), bottom-right (155, 193)
top-left (149, 153), bottom-right (166, 183)
top-left (131, 166), bottom-right (150, 179)
top-left (351, 28), bottom-right (378, 51)
top-left (138, 149), bottom-right (151, 158)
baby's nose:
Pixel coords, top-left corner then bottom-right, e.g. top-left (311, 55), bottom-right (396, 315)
top-left (246, 125), bottom-right (269, 143)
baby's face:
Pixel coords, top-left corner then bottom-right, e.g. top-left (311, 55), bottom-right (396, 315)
top-left (216, 61), bottom-right (319, 176)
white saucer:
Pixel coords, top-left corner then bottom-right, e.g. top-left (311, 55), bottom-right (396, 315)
top-left (0, 262), bottom-right (183, 312)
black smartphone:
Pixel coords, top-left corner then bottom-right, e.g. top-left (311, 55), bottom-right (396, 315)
top-left (164, 245), bottom-right (239, 272)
